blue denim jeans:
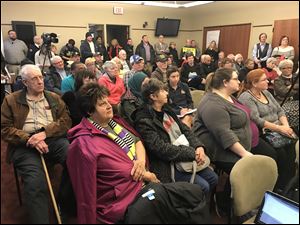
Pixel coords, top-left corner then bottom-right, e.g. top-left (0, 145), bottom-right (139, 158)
top-left (175, 167), bottom-right (218, 194)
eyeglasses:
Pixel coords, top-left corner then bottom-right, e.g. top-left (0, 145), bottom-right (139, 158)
top-left (282, 67), bottom-right (292, 69)
top-left (28, 75), bottom-right (44, 82)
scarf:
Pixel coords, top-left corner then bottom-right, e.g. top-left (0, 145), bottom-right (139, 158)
top-left (89, 118), bottom-right (136, 160)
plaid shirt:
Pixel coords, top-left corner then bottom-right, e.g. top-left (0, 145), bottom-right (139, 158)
top-left (123, 69), bottom-right (136, 89)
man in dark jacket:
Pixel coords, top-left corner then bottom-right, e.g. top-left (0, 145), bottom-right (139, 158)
top-left (27, 35), bottom-right (42, 62)
top-left (135, 35), bottom-right (156, 76)
top-left (124, 38), bottom-right (134, 60)
top-left (80, 32), bottom-right (99, 63)
top-left (59, 39), bottom-right (80, 64)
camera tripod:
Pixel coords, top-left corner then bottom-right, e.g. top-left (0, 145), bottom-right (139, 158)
top-left (39, 44), bottom-right (53, 74)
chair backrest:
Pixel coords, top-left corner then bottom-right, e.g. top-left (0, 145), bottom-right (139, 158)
top-left (190, 90), bottom-right (205, 109)
top-left (230, 155), bottom-right (278, 217)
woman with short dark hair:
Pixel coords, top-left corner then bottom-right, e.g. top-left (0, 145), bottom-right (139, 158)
top-left (133, 78), bottom-right (218, 194)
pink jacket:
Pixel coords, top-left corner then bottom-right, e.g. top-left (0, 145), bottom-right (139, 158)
top-left (67, 116), bottom-right (143, 224)
top-left (98, 74), bottom-right (125, 105)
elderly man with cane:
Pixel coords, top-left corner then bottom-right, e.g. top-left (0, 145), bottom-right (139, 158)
top-left (1, 64), bottom-right (72, 224)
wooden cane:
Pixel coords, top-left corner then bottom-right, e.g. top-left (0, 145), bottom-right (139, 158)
top-left (40, 154), bottom-right (62, 224)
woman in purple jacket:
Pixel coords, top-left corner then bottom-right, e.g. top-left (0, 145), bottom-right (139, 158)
top-left (66, 83), bottom-right (159, 223)
top-left (66, 83), bottom-right (210, 224)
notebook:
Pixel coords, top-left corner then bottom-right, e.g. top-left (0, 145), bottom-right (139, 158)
top-left (254, 191), bottom-right (299, 224)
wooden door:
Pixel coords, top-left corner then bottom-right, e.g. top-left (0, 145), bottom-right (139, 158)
top-left (272, 19), bottom-right (299, 72)
top-left (203, 23), bottom-right (251, 60)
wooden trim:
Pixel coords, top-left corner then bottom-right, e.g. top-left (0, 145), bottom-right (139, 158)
top-left (132, 28), bottom-right (155, 31)
top-left (36, 25), bottom-right (86, 28)
top-left (180, 29), bottom-right (203, 32)
top-left (252, 24), bottom-right (273, 28)
top-left (1, 23), bottom-right (86, 29)
top-left (132, 28), bottom-right (202, 32)
top-left (204, 23), bottom-right (251, 29)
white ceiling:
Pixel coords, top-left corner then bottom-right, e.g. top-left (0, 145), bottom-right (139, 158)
top-left (106, 1), bottom-right (214, 8)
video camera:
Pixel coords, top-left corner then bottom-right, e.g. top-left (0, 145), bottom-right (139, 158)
top-left (42, 33), bottom-right (59, 46)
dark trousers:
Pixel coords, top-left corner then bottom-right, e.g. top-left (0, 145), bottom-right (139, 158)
top-left (11, 137), bottom-right (69, 224)
top-left (258, 137), bottom-right (296, 189)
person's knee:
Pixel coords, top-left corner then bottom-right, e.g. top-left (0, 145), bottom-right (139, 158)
top-left (25, 171), bottom-right (48, 196)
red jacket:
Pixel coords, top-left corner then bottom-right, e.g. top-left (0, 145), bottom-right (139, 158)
top-left (98, 74), bottom-right (125, 105)
top-left (67, 116), bottom-right (143, 224)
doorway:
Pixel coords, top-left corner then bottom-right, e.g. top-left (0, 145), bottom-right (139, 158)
top-left (88, 24), bottom-right (105, 44)
top-left (272, 19), bottom-right (299, 72)
top-left (106, 25), bottom-right (129, 48)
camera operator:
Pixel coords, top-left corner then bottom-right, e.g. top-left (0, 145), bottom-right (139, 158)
top-left (35, 45), bottom-right (55, 73)
top-left (60, 39), bottom-right (80, 65)
top-left (34, 33), bottom-right (59, 73)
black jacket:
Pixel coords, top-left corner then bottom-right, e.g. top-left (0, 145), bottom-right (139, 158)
top-left (135, 41), bottom-right (155, 64)
top-left (132, 104), bottom-right (205, 183)
top-left (124, 44), bottom-right (134, 60)
top-left (27, 44), bottom-right (40, 63)
top-left (80, 40), bottom-right (99, 62)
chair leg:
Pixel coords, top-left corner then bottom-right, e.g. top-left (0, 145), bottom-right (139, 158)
top-left (13, 165), bottom-right (22, 206)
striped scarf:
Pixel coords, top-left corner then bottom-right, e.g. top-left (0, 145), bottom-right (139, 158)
top-left (88, 118), bottom-right (136, 160)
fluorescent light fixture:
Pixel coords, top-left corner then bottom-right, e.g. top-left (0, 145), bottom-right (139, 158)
top-left (144, 2), bottom-right (179, 8)
top-left (107, 1), bottom-right (144, 5)
top-left (183, 1), bottom-right (214, 8)
top-left (106, 1), bottom-right (214, 8)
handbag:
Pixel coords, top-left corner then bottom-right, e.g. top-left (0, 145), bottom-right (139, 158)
top-left (263, 129), bottom-right (298, 148)
top-left (171, 134), bottom-right (210, 183)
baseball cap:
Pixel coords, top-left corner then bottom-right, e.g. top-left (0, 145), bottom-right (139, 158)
top-left (130, 55), bottom-right (144, 64)
top-left (72, 52), bottom-right (80, 57)
top-left (156, 54), bottom-right (168, 63)
top-left (95, 52), bottom-right (102, 56)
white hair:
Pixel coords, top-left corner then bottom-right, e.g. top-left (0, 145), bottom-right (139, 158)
top-left (20, 64), bottom-right (42, 80)
top-left (103, 60), bottom-right (117, 71)
top-left (278, 59), bottom-right (294, 70)
top-left (50, 55), bottom-right (63, 64)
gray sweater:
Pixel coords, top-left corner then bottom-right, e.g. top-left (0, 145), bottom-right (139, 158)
top-left (3, 39), bottom-right (28, 65)
top-left (192, 92), bottom-right (251, 163)
top-left (238, 90), bottom-right (285, 128)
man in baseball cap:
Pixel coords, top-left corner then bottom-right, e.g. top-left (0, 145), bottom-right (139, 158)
top-left (151, 54), bottom-right (168, 83)
top-left (124, 55), bottom-right (146, 88)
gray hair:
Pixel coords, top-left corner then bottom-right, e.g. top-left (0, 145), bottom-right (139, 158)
top-left (278, 59), bottom-right (294, 70)
top-left (20, 64), bottom-right (42, 80)
top-left (102, 60), bottom-right (117, 71)
top-left (50, 55), bottom-right (63, 64)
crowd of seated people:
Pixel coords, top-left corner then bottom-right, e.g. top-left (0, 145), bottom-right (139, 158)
top-left (1, 28), bottom-right (299, 224)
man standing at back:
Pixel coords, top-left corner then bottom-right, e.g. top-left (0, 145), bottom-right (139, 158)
top-left (135, 35), bottom-right (155, 75)
top-left (252, 33), bottom-right (272, 68)
top-left (27, 35), bottom-right (42, 63)
top-left (3, 30), bottom-right (28, 75)
top-left (80, 32), bottom-right (98, 63)
top-left (1, 64), bottom-right (72, 224)
top-left (154, 35), bottom-right (169, 55)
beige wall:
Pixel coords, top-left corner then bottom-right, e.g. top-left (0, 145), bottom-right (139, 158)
top-left (189, 1), bottom-right (299, 58)
top-left (1, 1), bottom-right (299, 58)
